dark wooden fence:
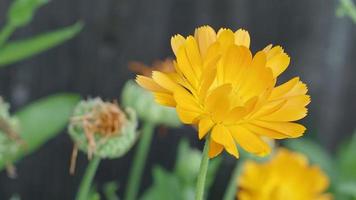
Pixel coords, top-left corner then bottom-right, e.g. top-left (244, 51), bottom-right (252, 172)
top-left (0, 0), bottom-right (355, 199)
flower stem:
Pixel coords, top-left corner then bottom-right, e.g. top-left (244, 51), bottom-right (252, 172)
top-left (76, 156), bottom-right (101, 200)
top-left (222, 160), bottom-right (243, 200)
top-left (124, 122), bottom-right (155, 200)
top-left (195, 136), bottom-right (210, 200)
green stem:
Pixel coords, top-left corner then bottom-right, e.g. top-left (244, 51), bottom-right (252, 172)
top-left (76, 156), bottom-right (101, 200)
top-left (0, 23), bottom-right (15, 48)
top-left (124, 122), bottom-right (155, 200)
top-left (195, 136), bottom-right (210, 200)
top-left (222, 159), bottom-right (244, 200)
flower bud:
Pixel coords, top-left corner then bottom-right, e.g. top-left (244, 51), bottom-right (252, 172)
top-left (121, 80), bottom-right (181, 127)
top-left (68, 98), bottom-right (138, 159)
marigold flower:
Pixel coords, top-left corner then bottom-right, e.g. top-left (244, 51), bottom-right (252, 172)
top-left (237, 148), bottom-right (332, 200)
top-left (136, 25), bottom-right (310, 158)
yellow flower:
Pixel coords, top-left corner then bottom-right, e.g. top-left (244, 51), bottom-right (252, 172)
top-left (136, 25), bottom-right (310, 158)
top-left (237, 148), bottom-right (332, 200)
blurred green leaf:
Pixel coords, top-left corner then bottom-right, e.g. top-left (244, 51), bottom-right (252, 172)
top-left (174, 139), bottom-right (202, 185)
top-left (8, 0), bottom-right (48, 27)
top-left (336, 0), bottom-right (356, 23)
top-left (141, 166), bottom-right (182, 200)
top-left (205, 156), bottom-right (221, 193)
top-left (336, 181), bottom-right (356, 198)
top-left (0, 22), bottom-right (83, 67)
top-left (103, 181), bottom-right (120, 200)
top-left (337, 133), bottom-right (356, 181)
top-left (284, 138), bottom-right (336, 182)
top-left (0, 93), bottom-right (80, 171)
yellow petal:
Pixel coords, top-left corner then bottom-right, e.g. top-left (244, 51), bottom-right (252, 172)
top-left (152, 71), bottom-right (178, 91)
top-left (224, 106), bottom-right (246, 124)
top-left (234, 29), bottom-right (250, 48)
top-left (176, 106), bottom-right (201, 124)
top-left (243, 123), bottom-right (288, 139)
top-left (270, 77), bottom-right (300, 99)
top-left (217, 28), bottom-right (235, 51)
top-left (185, 36), bottom-right (203, 75)
top-left (136, 75), bottom-right (168, 93)
top-left (171, 34), bottom-right (185, 56)
top-left (194, 25), bottom-right (217, 58)
top-left (218, 45), bottom-right (252, 85)
top-left (154, 92), bottom-right (176, 107)
top-left (208, 139), bottom-right (224, 158)
top-left (176, 46), bottom-right (198, 88)
top-left (211, 124), bottom-right (239, 158)
top-left (198, 117), bottom-right (214, 139)
top-left (228, 125), bottom-right (271, 156)
top-left (205, 84), bottom-right (232, 122)
top-left (264, 45), bottom-right (290, 77)
top-left (260, 105), bottom-right (308, 122)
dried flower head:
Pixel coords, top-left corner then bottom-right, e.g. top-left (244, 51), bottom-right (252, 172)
top-left (68, 98), bottom-right (138, 165)
top-left (0, 97), bottom-right (23, 178)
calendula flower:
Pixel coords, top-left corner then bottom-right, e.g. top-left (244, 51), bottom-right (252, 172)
top-left (136, 25), bottom-right (310, 158)
top-left (237, 148), bottom-right (332, 200)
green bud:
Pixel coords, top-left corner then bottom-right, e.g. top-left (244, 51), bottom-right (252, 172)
top-left (0, 98), bottom-right (21, 165)
top-left (121, 80), bottom-right (181, 127)
top-left (8, 0), bottom-right (48, 28)
top-left (68, 98), bottom-right (138, 159)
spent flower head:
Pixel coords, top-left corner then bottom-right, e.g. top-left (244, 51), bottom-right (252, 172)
top-left (136, 25), bottom-right (310, 158)
top-left (68, 98), bottom-right (138, 160)
top-left (0, 97), bottom-right (23, 177)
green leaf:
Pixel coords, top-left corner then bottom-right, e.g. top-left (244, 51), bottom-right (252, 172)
top-left (0, 93), bottom-right (80, 171)
top-left (174, 139), bottom-right (202, 185)
top-left (8, 0), bottom-right (48, 27)
top-left (336, 181), bottom-right (356, 198)
top-left (103, 182), bottom-right (120, 200)
top-left (141, 166), bottom-right (182, 200)
top-left (337, 133), bottom-right (356, 181)
top-left (0, 22), bottom-right (83, 67)
top-left (284, 138), bottom-right (336, 182)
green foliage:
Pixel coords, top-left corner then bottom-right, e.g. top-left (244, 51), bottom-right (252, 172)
top-left (8, 0), bottom-right (48, 28)
top-left (0, 22), bottom-right (83, 67)
top-left (337, 0), bottom-right (356, 23)
top-left (86, 181), bottom-right (120, 200)
top-left (141, 139), bottom-right (221, 200)
top-left (337, 133), bottom-right (356, 181)
top-left (103, 182), bottom-right (120, 200)
top-left (0, 93), bottom-right (80, 171)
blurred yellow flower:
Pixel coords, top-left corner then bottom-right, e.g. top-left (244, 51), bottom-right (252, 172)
top-left (136, 25), bottom-right (310, 158)
top-left (237, 148), bottom-right (332, 200)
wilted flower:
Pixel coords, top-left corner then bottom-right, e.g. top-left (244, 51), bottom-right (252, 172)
top-left (137, 25), bottom-right (310, 158)
top-left (237, 148), bottom-right (332, 200)
top-left (0, 98), bottom-right (22, 177)
top-left (122, 59), bottom-right (181, 127)
top-left (68, 98), bottom-right (138, 160)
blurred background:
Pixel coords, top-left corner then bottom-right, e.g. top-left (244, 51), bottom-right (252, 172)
top-left (0, 0), bottom-right (355, 199)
